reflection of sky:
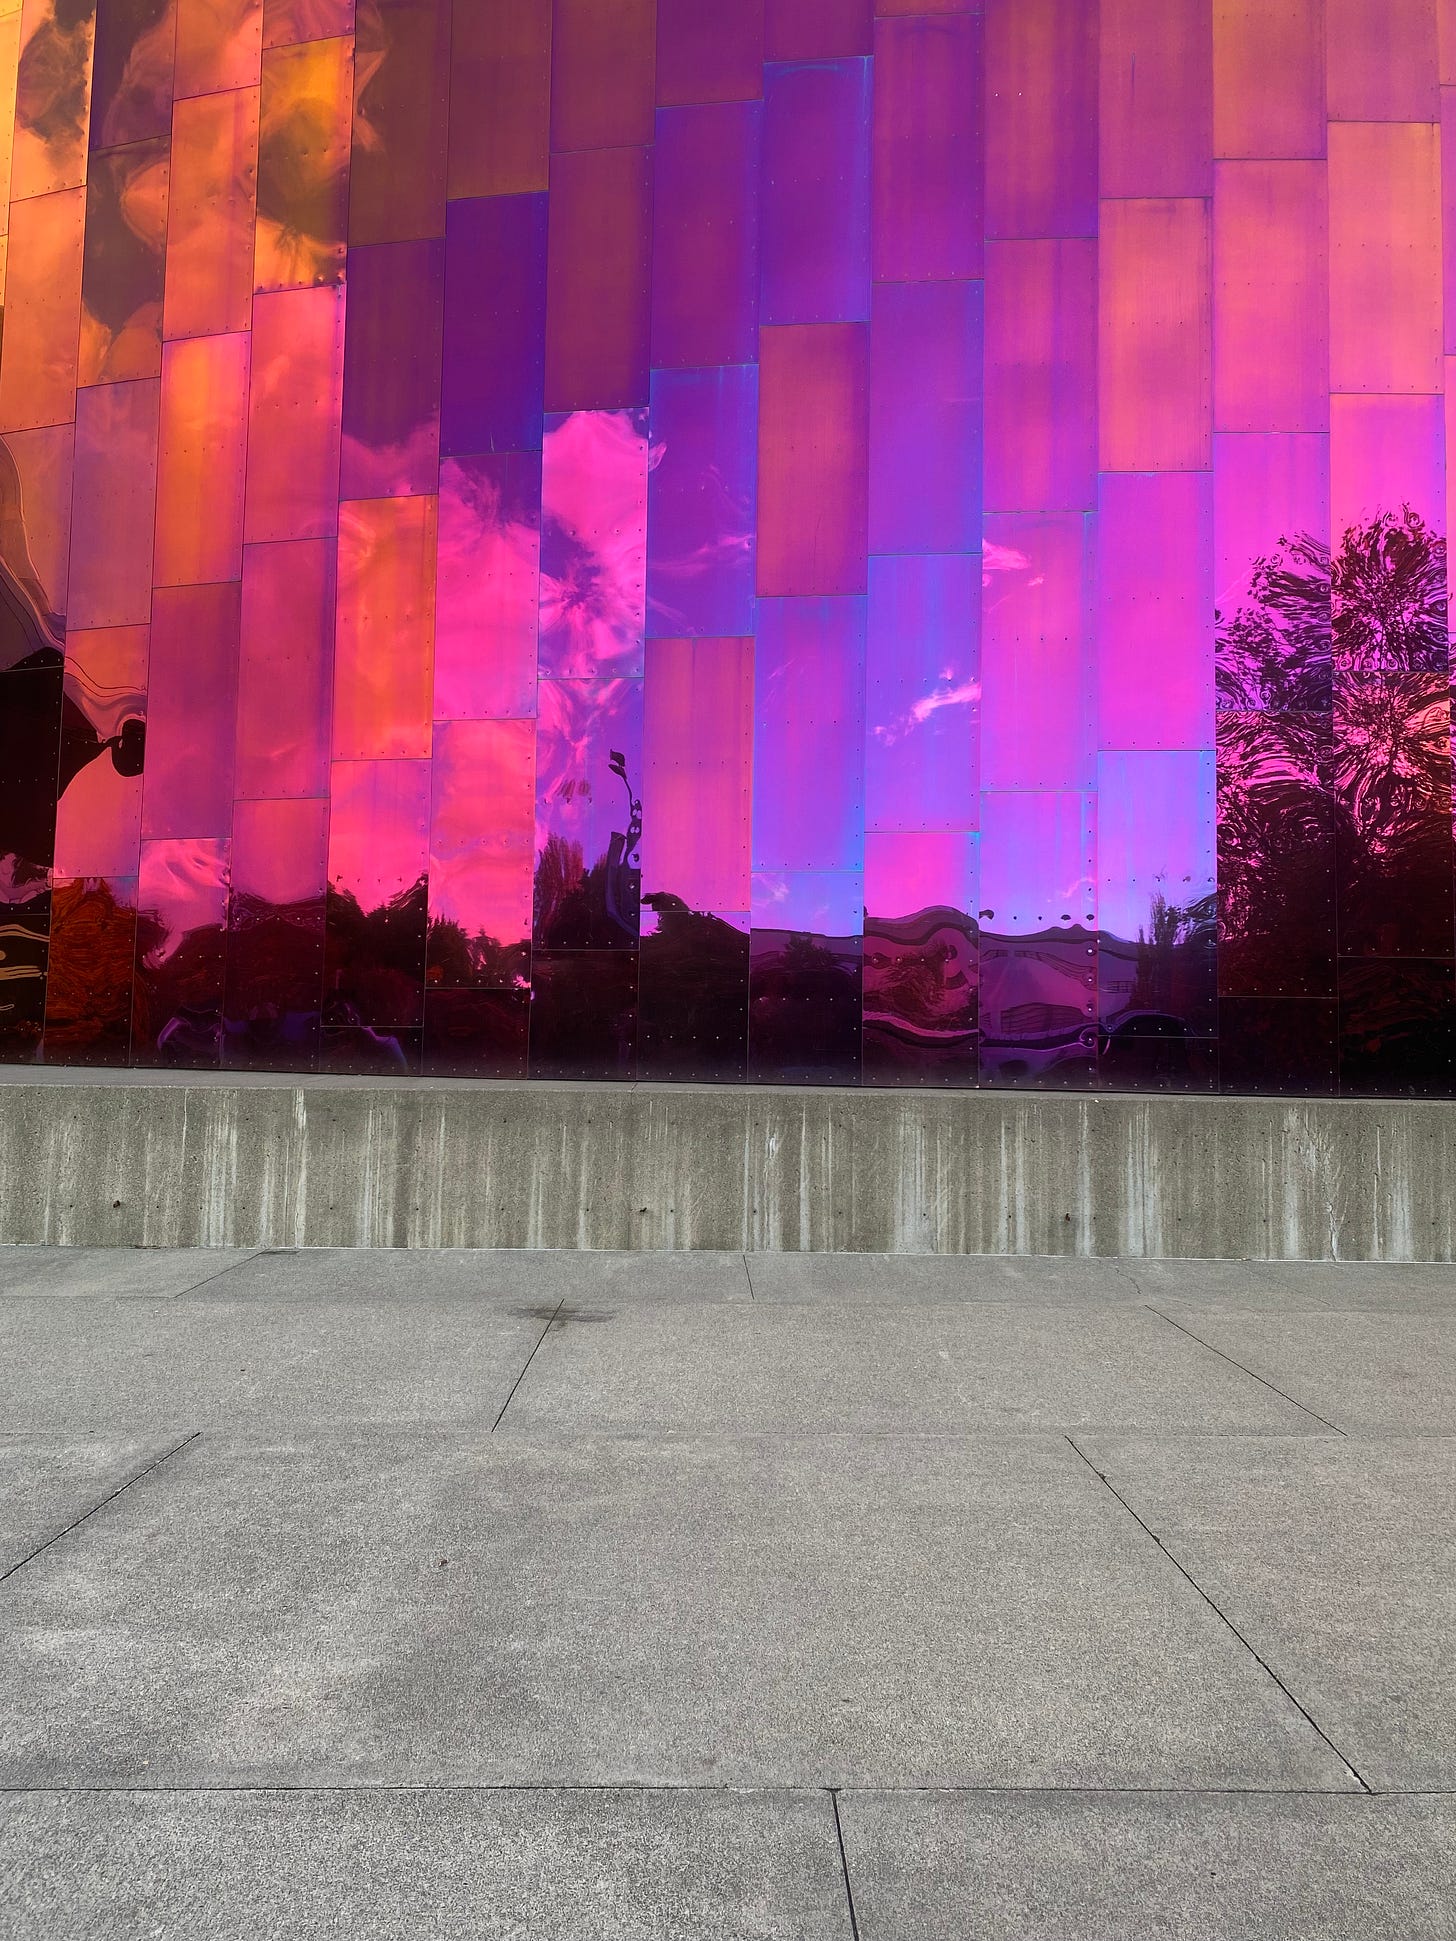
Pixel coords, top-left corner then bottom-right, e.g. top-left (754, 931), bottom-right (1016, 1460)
top-left (867, 554), bottom-right (979, 831)
top-left (232, 799), bottom-right (327, 908)
top-left (327, 760), bottom-right (429, 913)
top-left (1097, 752), bottom-right (1215, 943)
top-left (646, 364), bottom-right (756, 637)
top-left (866, 831), bottom-right (978, 922)
top-left (429, 719), bottom-right (533, 945)
top-left (978, 792), bottom-right (1095, 934)
top-left (751, 869), bottom-right (863, 936)
top-left (535, 677), bottom-right (642, 870)
top-left (539, 410), bottom-right (647, 678)
top-left (138, 838), bottom-right (229, 963)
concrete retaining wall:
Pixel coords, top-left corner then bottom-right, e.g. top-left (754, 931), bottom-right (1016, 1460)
top-left (2, 1069), bottom-right (1455, 1258)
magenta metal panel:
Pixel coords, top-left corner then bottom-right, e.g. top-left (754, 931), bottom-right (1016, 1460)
top-left (870, 11), bottom-right (982, 282)
top-left (1099, 0), bottom-right (1212, 198)
top-left (981, 513), bottom-right (1093, 790)
top-left (544, 144), bottom-right (653, 413)
top-left (142, 581), bottom-right (241, 838)
top-left (340, 237), bottom-right (443, 498)
top-left (760, 56), bottom-right (870, 326)
top-left (433, 452), bottom-right (540, 721)
top-left (866, 553), bottom-right (979, 831)
top-left (656, 0), bottom-right (763, 106)
top-left (865, 829), bottom-right (977, 923)
top-left (641, 635), bottom-right (754, 913)
top-left (68, 379), bottom-right (160, 631)
top-left (235, 537), bottom-right (335, 797)
top-left (428, 717), bottom-right (536, 969)
top-left (1326, 0), bottom-right (1438, 121)
top-left (533, 674), bottom-right (644, 950)
top-left (984, 0), bottom-right (1098, 241)
top-left (1096, 470), bottom-right (1215, 752)
top-left (326, 754), bottom-right (429, 915)
top-left (442, 194), bottom-right (547, 456)
top-left (757, 322), bottom-right (868, 595)
top-left (1212, 0), bottom-right (1326, 161)
top-left (647, 366), bottom-right (757, 640)
top-left (983, 240), bottom-right (1096, 515)
top-left (538, 407), bottom-right (648, 679)
top-left (765, 0), bottom-right (871, 62)
top-left (1214, 161), bottom-right (1328, 435)
top-left (1099, 198), bottom-right (1212, 474)
top-left (243, 284), bottom-right (345, 542)
top-left (651, 101), bottom-right (760, 369)
top-left (751, 595), bottom-right (865, 872)
top-left (1331, 395), bottom-right (1446, 538)
top-left (978, 789), bottom-right (1095, 932)
top-left (869, 278), bottom-right (982, 557)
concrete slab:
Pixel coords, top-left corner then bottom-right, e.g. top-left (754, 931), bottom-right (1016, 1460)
top-left (838, 1791), bottom-right (1456, 1941)
top-left (1079, 1435), bottom-right (1456, 1790)
top-left (1135, 1258), bottom-right (1456, 1312)
top-left (0, 1294), bottom-right (548, 1431)
top-left (198, 1247), bottom-right (752, 1307)
top-left (0, 1430), bottom-right (1352, 1790)
top-left (745, 1254), bottom-right (1143, 1305)
top-left (0, 1787), bottom-right (851, 1941)
top-left (500, 1304), bottom-right (1325, 1436)
top-left (0, 1247), bottom-right (255, 1300)
top-left (0, 1434), bottom-right (185, 1576)
top-left (1149, 1309), bottom-right (1456, 1430)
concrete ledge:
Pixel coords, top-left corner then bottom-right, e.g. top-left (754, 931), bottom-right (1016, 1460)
top-left (2, 1069), bottom-right (1454, 1259)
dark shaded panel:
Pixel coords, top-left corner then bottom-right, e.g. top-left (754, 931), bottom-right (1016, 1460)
top-left (340, 236), bottom-right (444, 497)
top-left (638, 909), bottom-right (749, 1082)
top-left (131, 837), bottom-right (231, 1069)
top-left (325, 757), bottom-right (430, 1027)
top-left (0, 655), bottom-right (64, 880)
top-left (348, 0), bottom-right (450, 244)
top-left (1096, 1031), bottom-right (1218, 1095)
top-left (0, 886), bottom-right (50, 1063)
top-left (1218, 996), bottom-right (1338, 1097)
top-left (79, 137), bottom-right (169, 385)
top-left (323, 874), bottom-right (428, 1029)
top-left (1216, 711), bottom-right (1336, 998)
top-left (223, 796), bottom-right (327, 1071)
top-left (446, 0), bottom-right (550, 197)
top-left (91, 0), bottom-right (177, 149)
top-left (42, 876), bottom-right (138, 1067)
top-left (544, 146), bottom-right (653, 413)
top-left (440, 193), bottom-right (547, 456)
top-left (1338, 958), bottom-right (1456, 1098)
top-left (534, 677), bottom-right (643, 952)
top-left (656, 0), bottom-right (762, 105)
top-left (748, 929), bottom-right (862, 1085)
top-left (650, 100), bottom-right (760, 369)
top-left (319, 1023), bottom-right (422, 1073)
top-left (422, 986), bottom-right (530, 1079)
top-left (764, 0), bottom-right (870, 61)
top-left (528, 949), bottom-right (638, 1081)
top-left (978, 932), bottom-right (1097, 1089)
top-left (862, 911), bottom-right (978, 1089)
top-left (1329, 674), bottom-right (1453, 961)
top-left (550, 0), bottom-right (655, 152)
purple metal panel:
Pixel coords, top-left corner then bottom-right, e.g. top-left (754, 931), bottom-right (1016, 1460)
top-left (868, 278), bottom-right (982, 557)
top-left (647, 366), bottom-right (757, 640)
top-left (760, 57), bottom-right (871, 326)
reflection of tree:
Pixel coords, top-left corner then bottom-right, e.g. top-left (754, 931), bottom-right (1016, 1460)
top-left (324, 876), bottom-right (428, 1026)
top-left (749, 930), bottom-right (861, 1081)
top-left (1332, 508), bottom-right (1447, 675)
top-left (1216, 531), bottom-right (1331, 711)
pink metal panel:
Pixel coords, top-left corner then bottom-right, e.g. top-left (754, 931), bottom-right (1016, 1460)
top-left (236, 537), bottom-right (334, 797)
top-left (68, 378), bottom-right (160, 630)
top-left (153, 330), bottom-right (250, 587)
top-left (650, 100), bottom-right (759, 369)
top-left (1214, 433), bottom-right (1330, 622)
top-left (1214, 160), bottom-right (1328, 433)
top-left (539, 407), bottom-right (648, 679)
top-left (865, 830), bottom-right (977, 924)
top-left (978, 789), bottom-right (1096, 932)
top-left (544, 144), bottom-right (652, 412)
top-left (984, 0), bottom-right (1098, 240)
top-left (53, 626), bottom-right (149, 879)
top-left (174, 0), bottom-right (263, 97)
top-left (142, 582), bottom-right (241, 837)
top-left (0, 187), bottom-right (85, 433)
top-left (983, 239), bottom-right (1096, 514)
top-left (332, 495), bottom-right (436, 759)
top-left (1328, 122), bottom-right (1441, 395)
top-left (1212, 0), bottom-right (1325, 159)
top-left (871, 10), bottom-right (983, 282)
top-left (757, 322), bottom-right (868, 596)
top-left (1099, 197), bottom-right (1212, 473)
top-left (244, 285), bottom-right (344, 543)
top-left (656, 0), bottom-right (762, 105)
top-left (1326, 0), bottom-right (1438, 121)
top-left (428, 717), bottom-right (535, 955)
top-left (551, 0), bottom-right (656, 152)
top-left (764, 0), bottom-right (870, 60)
top-left (1331, 394), bottom-right (1445, 538)
top-left (1096, 470), bottom-right (1215, 751)
top-left (868, 279), bottom-right (982, 557)
top-left (326, 755), bottom-right (429, 912)
top-left (433, 452), bottom-right (540, 721)
top-left (1100, 0), bottom-right (1213, 198)
top-left (162, 85), bottom-right (259, 339)
top-left (230, 793), bottom-right (327, 904)
top-left (866, 553), bottom-right (980, 831)
top-left (641, 635), bottom-right (754, 912)
top-left (981, 513), bottom-right (1093, 790)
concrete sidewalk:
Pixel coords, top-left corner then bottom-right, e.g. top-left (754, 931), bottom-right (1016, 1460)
top-left (1, 1246), bottom-right (1453, 1937)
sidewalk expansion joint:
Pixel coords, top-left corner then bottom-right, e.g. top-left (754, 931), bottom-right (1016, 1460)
top-left (1064, 1433), bottom-right (1371, 1795)
top-left (491, 1301), bottom-right (563, 1431)
top-left (829, 1788), bottom-right (863, 1941)
top-left (1143, 1305), bottom-right (1348, 1436)
top-left (0, 1431), bottom-right (202, 1590)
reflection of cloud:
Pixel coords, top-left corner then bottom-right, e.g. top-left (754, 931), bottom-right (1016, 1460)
top-left (340, 425), bottom-right (437, 502)
top-left (981, 539), bottom-right (1031, 582)
top-left (872, 677), bottom-right (981, 747)
top-left (539, 410), bottom-right (647, 678)
top-left (139, 840), bottom-right (229, 964)
top-left (535, 677), bottom-right (638, 865)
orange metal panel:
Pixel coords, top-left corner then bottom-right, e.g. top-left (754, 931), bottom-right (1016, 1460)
top-left (332, 495), bottom-right (437, 760)
top-left (1212, 0), bottom-right (1325, 159)
top-left (1100, 0), bottom-right (1212, 197)
top-left (1329, 121), bottom-right (1441, 394)
top-left (153, 329), bottom-right (250, 586)
top-left (0, 186), bottom-right (84, 432)
top-left (253, 33), bottom-right (351, 290)
top-left (163, 85), bottom-right (259, 338)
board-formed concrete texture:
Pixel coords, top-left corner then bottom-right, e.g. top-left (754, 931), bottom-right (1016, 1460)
top-left (3, 1068), bottom-right (1456, 1258)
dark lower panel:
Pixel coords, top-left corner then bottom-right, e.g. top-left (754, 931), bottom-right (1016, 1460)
top-left (979, 932), bottom-right (1097, 1090)
top-left (223, 898), bottom-right (326, 1073)
top-left (1337, 958), bottom-right (1456, 1097)
top-left (638, 913), bottom-right (750, 1083)
top-left (0, 887), bottom-right (50, 1062)
top-left (1218, 997), bottom-right (1338, 1097)
top-left (41, 877), bottom-right (135, 1068)
top-left (422, 987), bottom-right (530, 1079)
top-left (529, 950), bottom-right (638, 1081)
top-left (319, 1024), bottom-right (424, 1076)
top-left (861, 913), bottom-right (977, 1089)
top-left (748, 931), bottom-right (861, 1086)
